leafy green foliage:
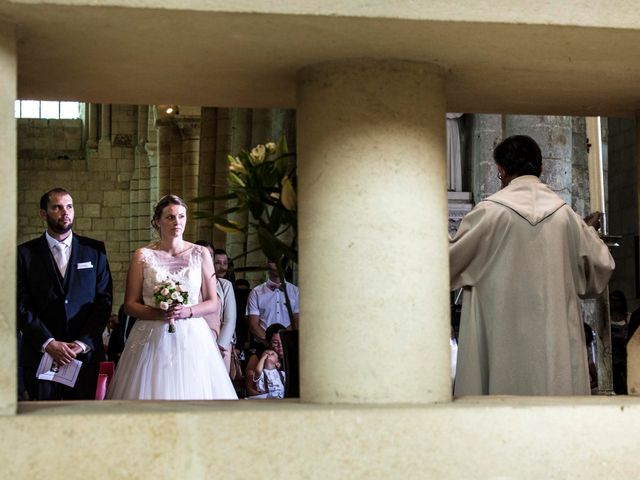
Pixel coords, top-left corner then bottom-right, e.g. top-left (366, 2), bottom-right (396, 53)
top-left (195, 135), bottom-right (298, 271)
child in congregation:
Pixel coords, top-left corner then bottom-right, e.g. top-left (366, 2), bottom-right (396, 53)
top-left (251, 348), bottom-right (286, 399)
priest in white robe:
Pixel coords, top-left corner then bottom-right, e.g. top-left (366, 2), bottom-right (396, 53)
top-left (450, 135), bottom-right (614, 396)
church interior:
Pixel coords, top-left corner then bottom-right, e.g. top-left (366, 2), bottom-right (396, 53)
top-left (4, 1), bottom-right (640, 478)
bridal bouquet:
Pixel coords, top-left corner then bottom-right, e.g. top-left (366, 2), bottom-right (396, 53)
top-left (153, 280), bottom-right (189, 333)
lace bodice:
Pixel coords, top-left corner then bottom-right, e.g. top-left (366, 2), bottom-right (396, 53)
top-left (139, 244), bottom-right (204, 308)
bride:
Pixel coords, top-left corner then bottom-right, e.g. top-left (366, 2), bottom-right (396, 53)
top-left (107, 195), bottom-right (237, 400)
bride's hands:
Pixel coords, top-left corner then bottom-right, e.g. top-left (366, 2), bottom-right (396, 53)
top-left (168, 304), bottom-right (192, 320)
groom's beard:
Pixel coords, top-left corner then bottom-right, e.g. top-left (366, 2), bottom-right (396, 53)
top-left (46, 214), bottom-right (73, 235)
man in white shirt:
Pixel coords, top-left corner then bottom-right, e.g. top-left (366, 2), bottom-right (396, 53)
top-left (247, 260), bottom-right (299, 345)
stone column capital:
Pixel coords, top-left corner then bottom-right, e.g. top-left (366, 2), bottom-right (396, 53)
top-left (175, 118), bottom-right (201, 139)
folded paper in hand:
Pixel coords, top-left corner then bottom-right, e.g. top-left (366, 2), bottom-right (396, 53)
top-left (36, 353), bottom-right (82, 388)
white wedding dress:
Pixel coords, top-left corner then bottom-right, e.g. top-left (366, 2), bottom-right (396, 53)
top-left (107, 245), bottom-right (237, 400)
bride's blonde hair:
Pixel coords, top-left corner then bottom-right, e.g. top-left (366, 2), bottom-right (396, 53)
top-left (151, 194), bottom-right (188, 230)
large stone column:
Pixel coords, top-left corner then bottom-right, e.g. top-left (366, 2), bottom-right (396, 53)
top-left (156, 120), bottom-right (172, 196)
top-left (637, 113), bottom-right (640, 239)
top-left (218, 109), bottom-right (252, 266)
top-left (99, 103), bottom-right (111, 155)
top-left (196, 107), bottom-right (217, 242)
top-left (86, 103), bottom-right (98, 149)
top-left (297, 59), bottom-right (450, 404)
top-left (178, 119), bottom-right (200, 240)
top-left (0, 23), bottom-right (16, 414)
top-left (469, 114), bottom-right (503, 203)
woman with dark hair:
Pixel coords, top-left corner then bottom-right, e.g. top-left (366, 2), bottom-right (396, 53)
top-left (107, 195), bottom-right (236, 400)
top-left (450, 135), bottom-right (614, 396)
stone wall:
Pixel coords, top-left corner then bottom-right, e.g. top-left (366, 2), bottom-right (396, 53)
top-left (18, 105), bottom-right (138, 309)
top-left (571, 117), bottom-right (590, 216)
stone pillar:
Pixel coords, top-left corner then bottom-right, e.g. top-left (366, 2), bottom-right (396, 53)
top-left (146, 106), bottom-right (159, 214)
top-left (251, 109), bottom-right (270, 146)
top-left (99, 104), bottom-right (111, 154)
top-left (86, 103), bottom-right (98, 149)
top-left (297, 59), bottom-right (450, 404)
top-left (156, 120), bottom-right (172, 196)
top-left (469, 114), bottom-right (503, 203)
top-left (0, 23), bottom-right (16, 414)
top-left (571, 117), bottom-right (590, 216)
top-left (218, 109), bottom-right (252, 268)
top-left (197, 107), bottom-right (217, 242)
top-left (131, 105), bottom-right (150, 242)
top-left (137, 105), bottom-right (148, 148)
top-left (170, 126), bottom-right (182, 196)
top-left (178, 119), bottom-right (200, 240)
top-left (630, 113), bottom-right (640, 395)
top-left (637, 113), bottom-right (640, 238)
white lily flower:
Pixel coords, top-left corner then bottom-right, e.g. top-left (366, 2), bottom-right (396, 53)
top-left (228, 156), bottom-right (246, 174)
top-left (250, 144), bottom-right (266, 165)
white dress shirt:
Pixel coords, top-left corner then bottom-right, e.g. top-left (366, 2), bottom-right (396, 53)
top-left (246, 279), bottom-right (299, 330)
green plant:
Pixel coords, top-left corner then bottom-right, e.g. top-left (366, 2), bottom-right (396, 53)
top-left (193, 135), bottom-right (298, 324)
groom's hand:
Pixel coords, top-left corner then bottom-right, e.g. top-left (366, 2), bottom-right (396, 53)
top-left (68, 343), bottom-right (84, 355)
top-left (45, 340), bottom-right (77, 366)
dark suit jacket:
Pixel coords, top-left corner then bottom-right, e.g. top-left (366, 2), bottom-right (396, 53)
top-left (18, 233), bottom-right (113, 369)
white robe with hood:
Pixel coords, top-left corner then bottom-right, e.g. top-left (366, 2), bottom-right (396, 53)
top-left (450, 175), bottom-right (614, 395)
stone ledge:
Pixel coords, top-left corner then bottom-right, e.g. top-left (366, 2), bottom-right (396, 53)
top-left (4, 397), bottom-right (640, 479)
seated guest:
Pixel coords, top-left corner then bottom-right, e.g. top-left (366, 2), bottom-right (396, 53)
top-left (245, 323), bottom-right (286, 398)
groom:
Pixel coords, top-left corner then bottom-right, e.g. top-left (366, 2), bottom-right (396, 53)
top-left (18, 188), bottom-right (113, 400)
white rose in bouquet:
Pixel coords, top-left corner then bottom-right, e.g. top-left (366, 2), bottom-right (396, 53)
top-left (154, 280), bottom-right (189, 333)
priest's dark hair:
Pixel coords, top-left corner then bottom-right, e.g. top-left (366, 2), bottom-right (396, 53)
top-left (493, 135), bottom-right (542, 177)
